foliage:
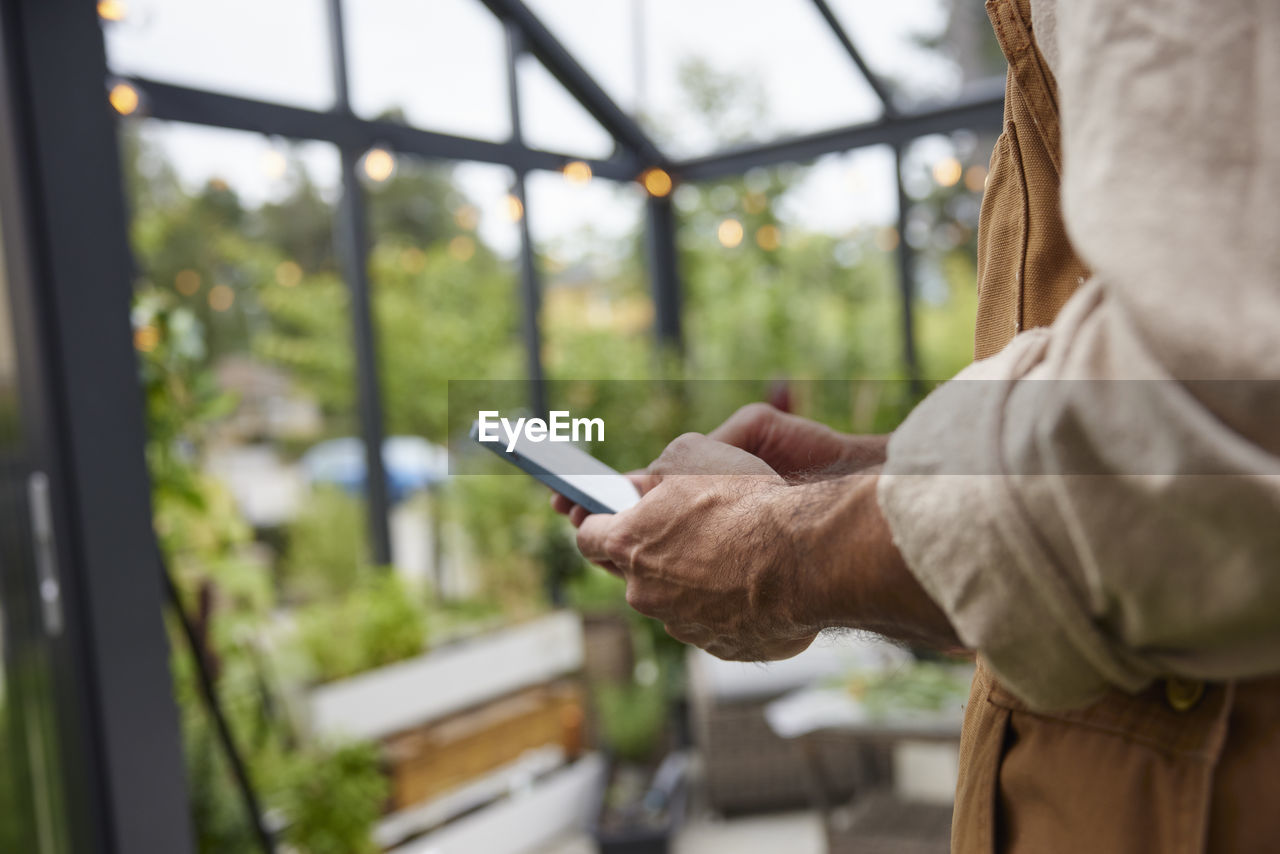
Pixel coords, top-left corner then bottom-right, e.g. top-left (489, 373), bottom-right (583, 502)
top-left (279, 486), bottom-right (370, 603)
top-left (840, 662), bottom-right (973, 718)
top-left (440, 474), bottom-right (554, 615)
top-left (274, 742), bottom-right (388, 854)
top-left (130, 239), bottom-right (387, 851)
top-left (296, 575), bottom-right (428, 684)
top-left (592, 679), bottom-right (668, 763)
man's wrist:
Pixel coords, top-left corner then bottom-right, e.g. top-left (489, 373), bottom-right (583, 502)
top-left (774, 472), bottom-right (961, 650)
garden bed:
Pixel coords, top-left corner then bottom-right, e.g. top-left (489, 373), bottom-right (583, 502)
top-left (306, 610), bottom-right (584, 742)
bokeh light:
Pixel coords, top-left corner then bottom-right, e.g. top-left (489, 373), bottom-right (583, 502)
top-left (504, 193), bottom-right (524, 222)
top-left (207, 284), bottom-right (235, 312)
top-left (717, 218), bottom-right (744, 248)
top-left (755, 224), bottom-right (781, 251)
top-left (562, 160), bottom-right (592, 185)
top-left (449, 235), bottom-right (476, 261)
top-left (875, 226), bottom-right (900, 252)
top-left (174, 269), bottom-right (201, 296)
top-left (133, 324), bottom-right (158, 352)
top-left (275, 261), bottom-right (303, 287)
top-left (932, 157), bottom-right (962, 188)
top-left (262, 150), bottom-right (288, 180)
top-left (453, 205), bottom-right (479, 231)
top-left (108, 82), bottom-right (139, 116)
top-left (400, 248), bottom-right (427, 273)
top-left (97, 0), bottom-right (127, 22)
top-left (362, 147), bottom-right (396, 182)
top-left (965, 164), bottom-right (988, 193)
top-left (641, 168), bottom-right (673, 198)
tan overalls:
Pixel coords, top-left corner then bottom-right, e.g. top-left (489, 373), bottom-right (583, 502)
top-left (958, 1), bottom-right (1280, 851)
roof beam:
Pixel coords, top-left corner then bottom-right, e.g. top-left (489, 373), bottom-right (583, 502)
top-left (477, 0), bottom-right (667, 165)
top-left (672, 79), bottom-right (1005, 181)
top-left (123, 77), bottom-right (641, 181)
top-left (808, 0), bottom-right (897, 114)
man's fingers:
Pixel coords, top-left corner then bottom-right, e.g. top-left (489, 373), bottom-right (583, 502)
top-left (549, 491), bottom-right (575, 515)
top-left (568, 505), bottom-right (590, 527)
top-left (707, 402), bottom-right (779, 455)
top-left (649, 431), bottom-right (778, 478)
top-left (576, 512), bottom-right (621, 571)
top-left (626, 470), bottom-right (661, 496)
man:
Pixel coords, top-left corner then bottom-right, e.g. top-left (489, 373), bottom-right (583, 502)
top-left (555, 0), bottom-right (1280, 850)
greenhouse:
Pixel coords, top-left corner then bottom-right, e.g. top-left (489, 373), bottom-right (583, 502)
top-left (1, 0), bottom-right (1010, 852)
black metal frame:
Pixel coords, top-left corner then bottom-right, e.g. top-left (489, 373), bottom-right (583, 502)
top-left (2, 0), bottom-right (195, 851)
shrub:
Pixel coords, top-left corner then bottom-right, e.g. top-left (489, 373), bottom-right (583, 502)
top-left (296, 575), bottom-right (427, 683)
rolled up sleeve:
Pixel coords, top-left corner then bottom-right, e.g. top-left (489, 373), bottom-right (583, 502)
top-left (877, 0), bottom-right (1280, 710)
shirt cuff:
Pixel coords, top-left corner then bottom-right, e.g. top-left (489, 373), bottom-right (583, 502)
top-left (876, 330), bottom-right (1148, 710)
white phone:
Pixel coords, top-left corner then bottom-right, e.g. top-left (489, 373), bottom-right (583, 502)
top-left (469, 421), bottom-right (641, 515)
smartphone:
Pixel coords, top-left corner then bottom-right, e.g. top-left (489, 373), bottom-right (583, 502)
top-left (469, 421), bottom-right (641, 515)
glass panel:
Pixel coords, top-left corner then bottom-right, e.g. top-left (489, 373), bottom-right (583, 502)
top-left (517, 55), bottom-right (617, 159)
top-left (525, 0), bottom-right (884, 160)
top-left (826, 0), bottom-right (1006, 103)
top-left (676, 147), bottom-right (913, 430)
top-left (101, 0), bottom-right (334, 109)
top-left (528, 169), bottom-right (661, 475)
top-left (522, 0), bottom-right (639, 113)
top-left (344, 0), bottom-right (512, 141)
top-left (122, 121), bottom-right (397, 850)
top-left (0, 160), bottom-right (72, 854)
top-left (366, 155), bottom-right (561, 630)
top-left (901, 131), bottom-right (991, 380)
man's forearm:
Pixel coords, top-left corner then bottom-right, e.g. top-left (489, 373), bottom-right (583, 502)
top-left (773, 472), bottom-right (962, 650)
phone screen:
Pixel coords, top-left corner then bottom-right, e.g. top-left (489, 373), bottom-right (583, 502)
top-left (470, 422), bottom-right (641, 515)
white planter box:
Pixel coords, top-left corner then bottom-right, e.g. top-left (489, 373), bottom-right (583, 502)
top-left (307, 610), bottom-right (584, 741)
top-left (389, 753), bottom-right (606, 854)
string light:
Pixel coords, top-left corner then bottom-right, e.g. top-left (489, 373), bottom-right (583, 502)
top-left (275, 261), bottom-right (302, 287)
top-left (504, 194), bottom-right (524, 222)
top-left (640, 168), bottom-right (673, 198)
top-left (208, 284), bottom-right (235, 312)
top-left (932, 157), bottom-right (962, 188)
top-left (717, 218), bottom-right (744, 248)
top-left (400, 248), bottom-right (427, 273)
top-left (133, 324), bottom-right (158, 352)
top-left (453, 205), bottom-right (479, 230)
top-left (262, 150), bottom-right (288, 180)
top-left (875, 226), bottom-right (900, 252)
top-left (755, 224), bottom-right (781, 251)
top-left (174, 269), bottom-right (201, 296)
top-left (449, 235), bottom-right (476, 261)
top-left (108, 82), bottom-right (139, 116)
top-left (965, 164), bottom-right (988, 193)
top-left (562, 160), bottom-right (592, 185)
top-left (362, 147), bottom-right (395, 182)
top-left (97, 0), bottom-right (127, 22)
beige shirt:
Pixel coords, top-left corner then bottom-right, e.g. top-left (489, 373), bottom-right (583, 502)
top-left (878, 0), bottom-right (1280, 710)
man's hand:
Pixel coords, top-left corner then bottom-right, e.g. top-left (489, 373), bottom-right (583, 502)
top-left (707, 403), bottom-right (888, 481)
top-left (550, 403), bottom-right (886, 520)
top-left (571, 432), bottom-right (962, 661)
top-left (575, 432), bottom-right (819, 661)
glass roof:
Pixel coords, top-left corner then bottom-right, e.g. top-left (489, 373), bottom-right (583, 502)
top-left (825, 0), bottom-right (1005, 102)
top-left (517, 55), bottom-right (617, 160)
top-left (522, 0), bottom-right (886, 160)
top-left (103, 0), bottom-right (334, 109)
top-left (344, 0), bottom-right (512, 142)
